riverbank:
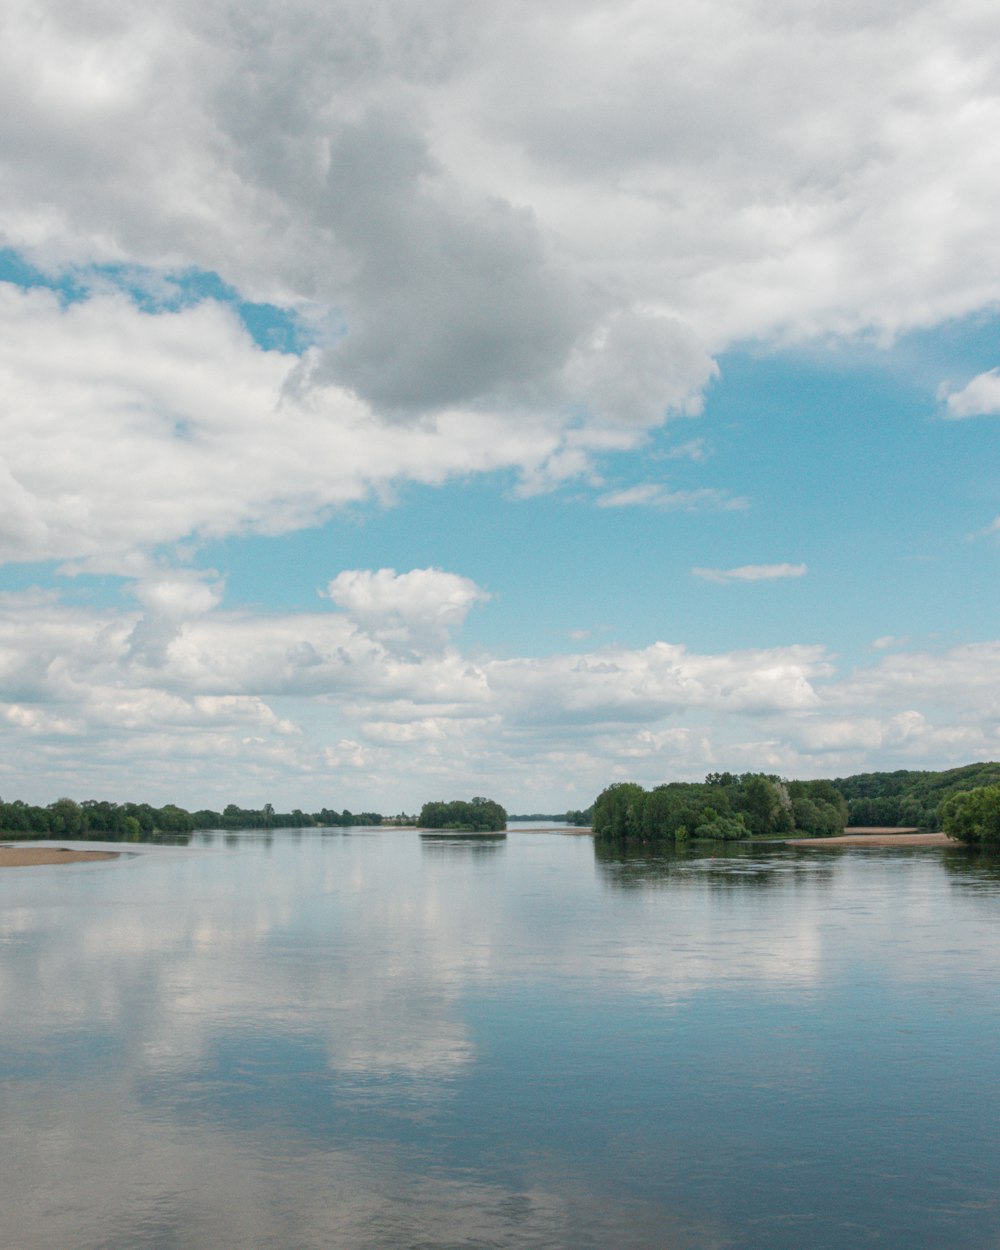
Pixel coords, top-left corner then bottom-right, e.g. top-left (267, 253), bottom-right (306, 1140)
top-left (0, 845), bottom-right (121, 867)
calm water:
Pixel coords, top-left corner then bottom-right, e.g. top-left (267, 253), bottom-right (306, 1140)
top-left (2, 830), bottom-right (999, 1250)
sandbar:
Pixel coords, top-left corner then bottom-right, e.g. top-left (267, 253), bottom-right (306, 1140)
top-left (0, 845), bottom-right (121, 868)
top-left (788, 831), bottom-right (953, 848)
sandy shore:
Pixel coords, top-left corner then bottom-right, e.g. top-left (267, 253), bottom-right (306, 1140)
top-left (0, 845), bottom-right (121, 868)
top-left (788, 831), bottom-right (953, 848)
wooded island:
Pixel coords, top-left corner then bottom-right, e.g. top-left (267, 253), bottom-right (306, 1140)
top-left (588, 762), bottom-right (1000, 847)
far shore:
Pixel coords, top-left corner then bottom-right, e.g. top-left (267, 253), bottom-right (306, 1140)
top-left (0, 845), bottom-right (121, 868)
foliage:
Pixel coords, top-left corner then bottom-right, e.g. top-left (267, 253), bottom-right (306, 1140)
top-left (564, 806), bottom-right (594, 827)
top-left (0, 796), bottom-right (383, 839)
top-left (830, 763), bottom-right (1000, 829)
top-left (593, 773), bottom-right (845, 844)
top-left (0, 797), bottom-right (195, 840)
top-left (941, 785), bottom-right (1000, 845)
top-left (418, 796), bottom-right (508, 832)
top-left (190, 805), bottom-right (382, 829)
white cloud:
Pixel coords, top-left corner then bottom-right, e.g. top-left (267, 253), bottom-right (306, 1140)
top-left (560, 307), bottom-right (718, 425)
top-left (597, 484), bottom-right (748, 511)
top-left (0, 284), bottom-right (598, 571)
top-left (2, 580), bottom-right (1000, 807)
top-left (662, 438), bottom-right (710, 462)
top-left (965, 515), bottom-right (1000, 543)
top-left (942, 368), bottom-right (1000, 418)
top-left (2, 0), bottom-right (1000, 438)
top-left (323, 567), bottom-right (491, 650)
top-left (692, 563), bottom-right (808, 584)
top-left (871, 634), bottom-right (910, 650)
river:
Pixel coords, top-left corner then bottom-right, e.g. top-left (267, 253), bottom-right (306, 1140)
top-left (1, 828), bottom-right (998, 1249)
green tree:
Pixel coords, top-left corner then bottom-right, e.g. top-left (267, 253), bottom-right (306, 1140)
top-left (48, 797), bottom-right (83, 836)
top-left (941, 785), bottom-right (1000, 845)
top-left (592, 783), bottom-right (647, 840)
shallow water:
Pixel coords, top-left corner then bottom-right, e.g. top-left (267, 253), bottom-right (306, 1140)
top-left (2, 830), bottom-right (999, 1249)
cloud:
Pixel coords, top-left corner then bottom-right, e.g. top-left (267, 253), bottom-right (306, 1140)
top-left (323, 567), bottom-right (491, 650)
top-left (692, 563), bottom-right (808, 584)
top-left (3, 0), bottom-right (1000, 437)
top-left (977, 516), bottom-right (1000, 541)
top-left (871, 634), bottom-right (910, 650)
top-left (597, 484), bottom-right (748, 511)
top-left (942, 368), bottom-right (1000, 418)
top-left (662, 438), bottom-right (710, 462)
top-left (308, 108), bottom-right (588, 413)
top-left (0, 283), bottom-right (605, 571)
top-left (2, 580), bottom-right (1000, 807)
top-left (560, 307), bottom-right (718, 425)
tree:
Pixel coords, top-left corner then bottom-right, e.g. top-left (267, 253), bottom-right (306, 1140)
top-left (941, 785), bottom-right (1000, 845)
top-left (592, 783), bottom-right (647, 840)
top-left (48, 797), bottom-right (83, 836)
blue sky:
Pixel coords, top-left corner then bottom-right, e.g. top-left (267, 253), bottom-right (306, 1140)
top-left (0, 0), bottom-right (998, 812)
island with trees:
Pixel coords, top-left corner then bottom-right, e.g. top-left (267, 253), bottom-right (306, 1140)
top-left (591, 773), bottom-right (847, 843)
top-left (418, 797), bottom-right (508, 832)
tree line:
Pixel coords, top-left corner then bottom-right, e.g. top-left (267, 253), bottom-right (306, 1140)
top-left (0, 797), bottom-right (384, 840)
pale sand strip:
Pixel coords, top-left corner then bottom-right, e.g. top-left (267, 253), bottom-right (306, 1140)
top-left (0, 846), bottom-right (121, 867)
top-left (787, 831), bottom-right (953, 848)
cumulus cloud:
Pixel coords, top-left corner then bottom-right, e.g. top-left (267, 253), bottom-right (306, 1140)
top-left (692, 563), bottom-right (808, 584)
top-left (0, 284), bottom-right (592, 571)
top-left (3, 0), bottom-right (1000, 434)
top-left (942, 368), bottom-right (1000, 418)
top-left (560, 308), bottom-right (719, 425)
top-left (323, 567), bottom-right (491, 650)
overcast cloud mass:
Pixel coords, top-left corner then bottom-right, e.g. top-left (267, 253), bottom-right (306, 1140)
top-left (1, 0), bottom-right (999, 811)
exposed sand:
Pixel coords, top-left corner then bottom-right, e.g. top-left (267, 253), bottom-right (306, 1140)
top-left (0, 845), bottom-right (121, 868)
top-left (842, 825), bottom-right (920, 834)
top-left (788, 831), bottom-right (953, 848)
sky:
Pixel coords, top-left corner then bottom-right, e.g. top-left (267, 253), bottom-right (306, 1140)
top-left (1, 0), bottom-right (998, 814)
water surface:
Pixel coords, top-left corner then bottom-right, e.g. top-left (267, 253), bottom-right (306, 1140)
top-left (2, 830), bottom-right (998, 1249)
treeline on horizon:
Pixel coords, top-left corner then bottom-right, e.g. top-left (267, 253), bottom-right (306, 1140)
top-left (588, 761), bottom-right (1000, 844)
top-left (0, 797), bottom-right (384, 840)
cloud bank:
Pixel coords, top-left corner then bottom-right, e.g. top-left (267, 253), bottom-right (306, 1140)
top-left (2, 577), bottom-right (998, 810)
